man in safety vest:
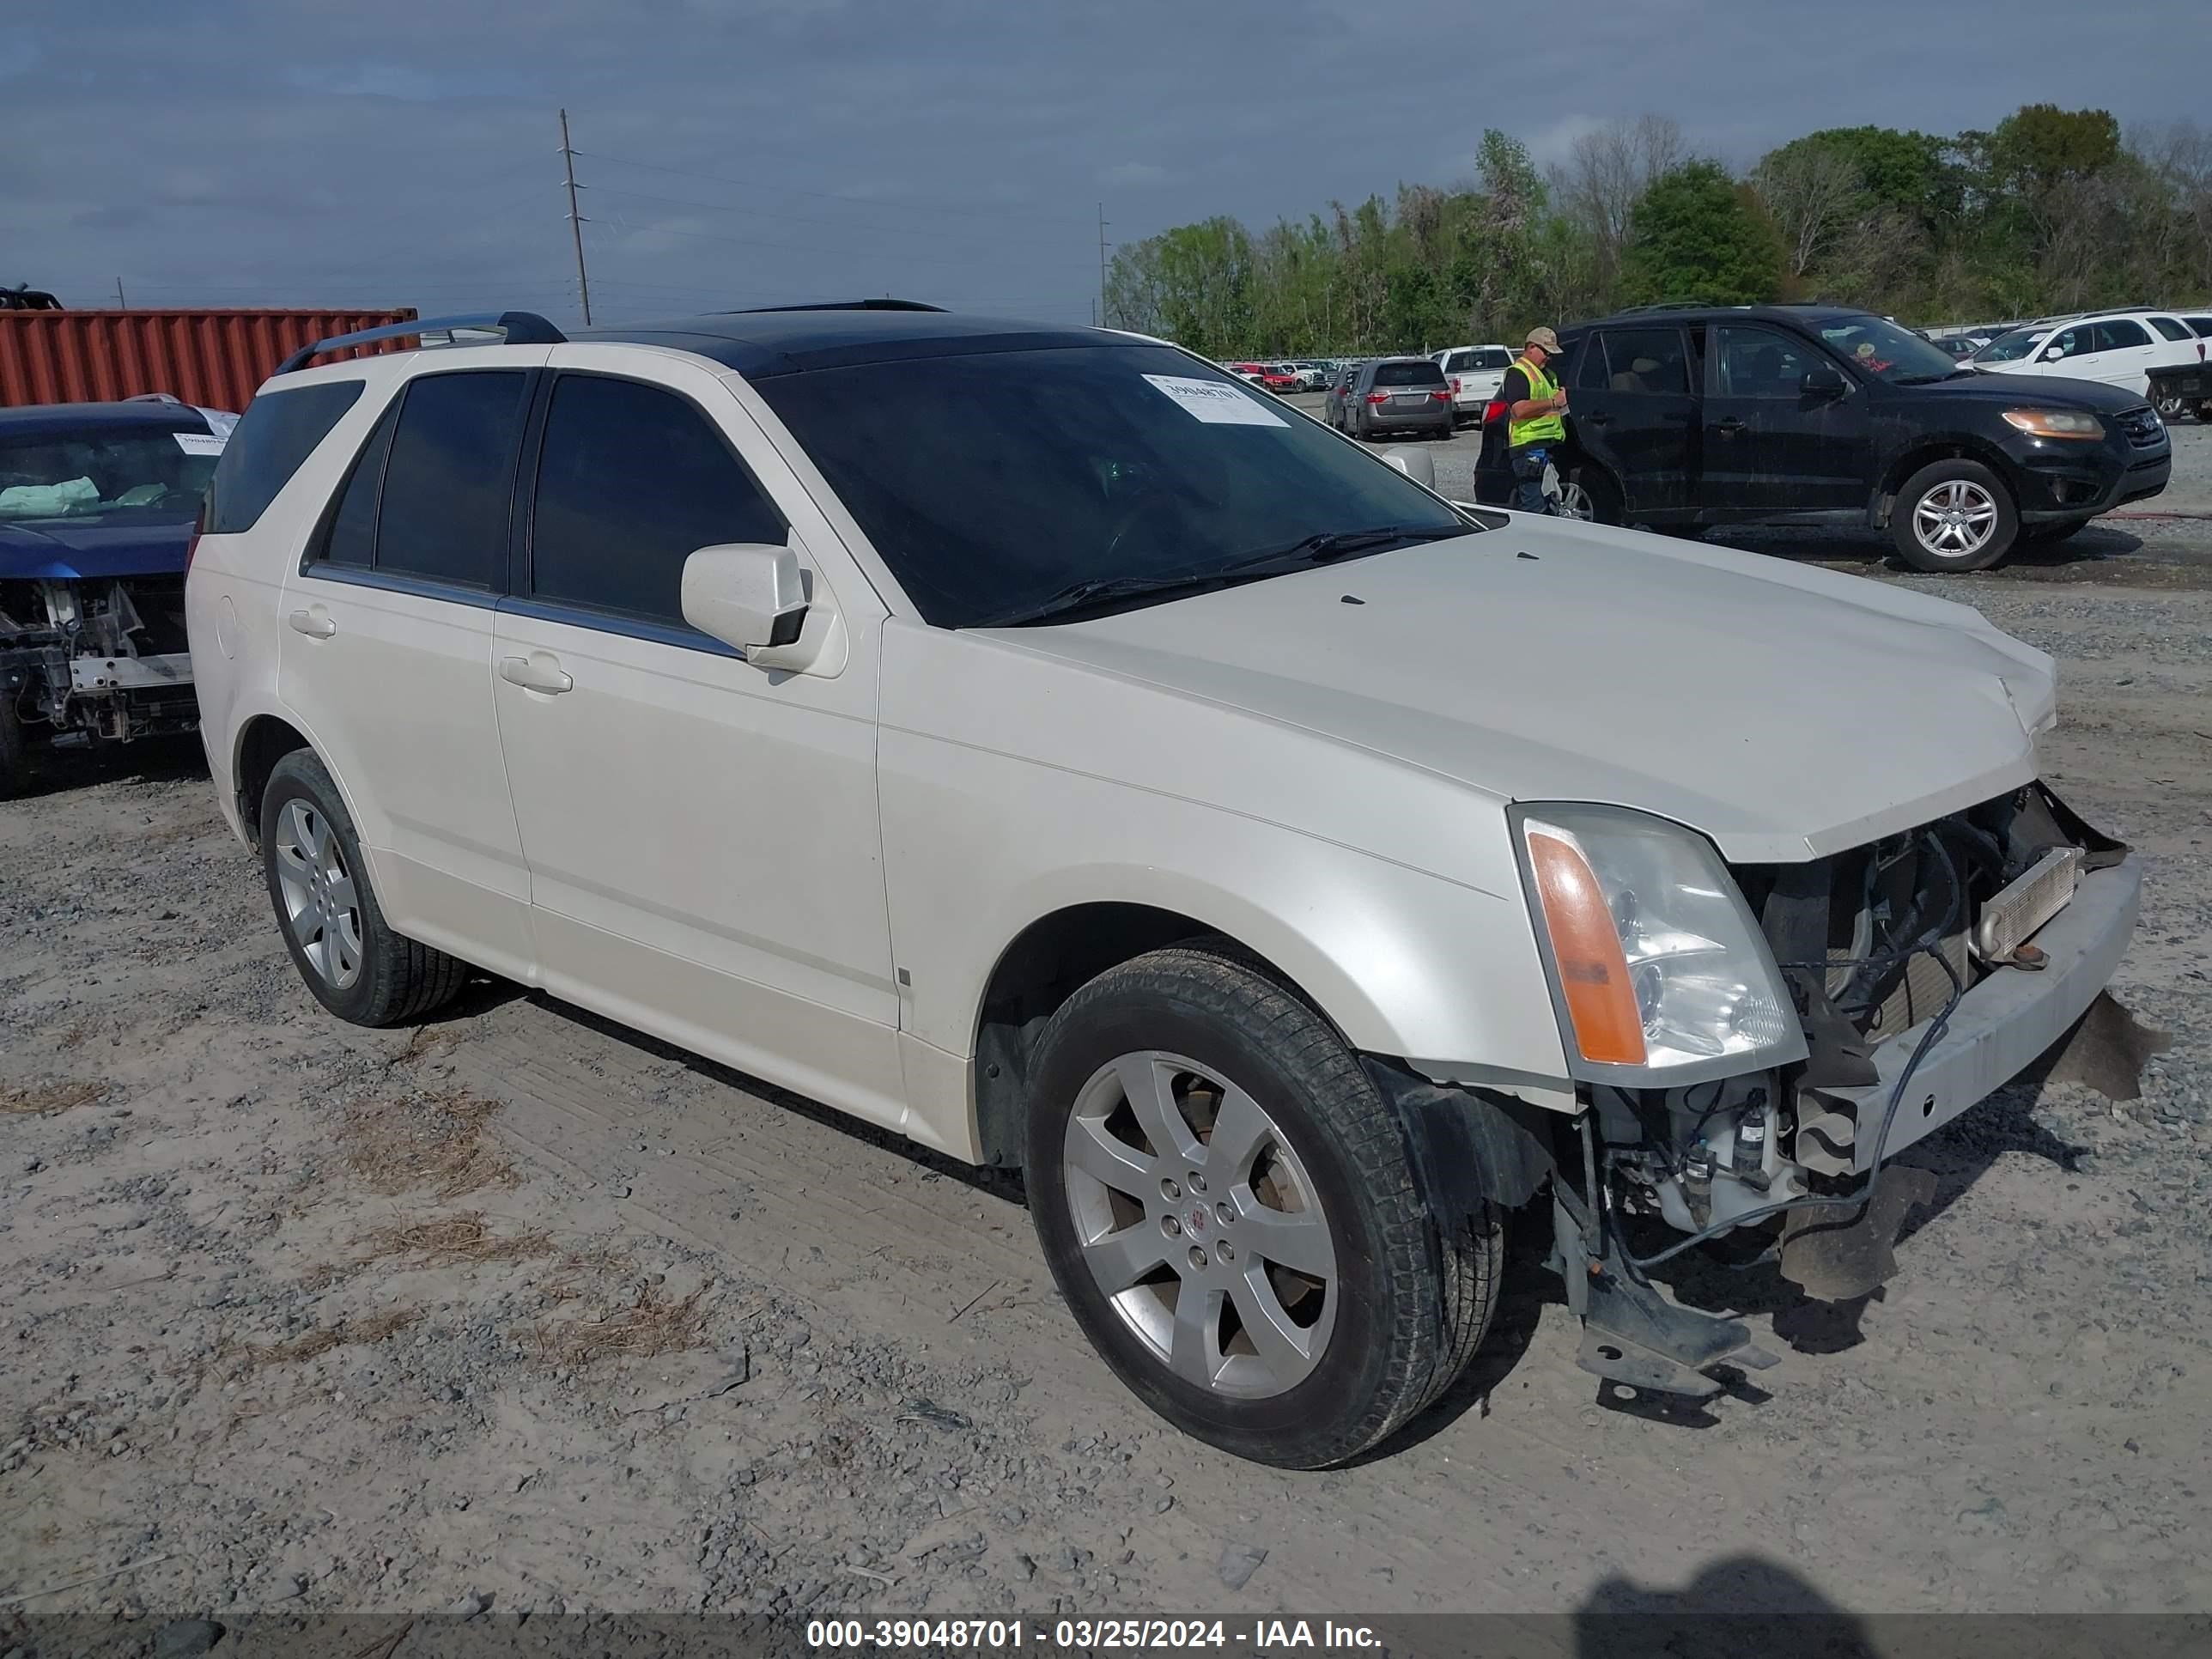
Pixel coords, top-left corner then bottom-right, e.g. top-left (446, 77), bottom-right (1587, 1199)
top-left (1500, 326), bottom-right (1570, 514)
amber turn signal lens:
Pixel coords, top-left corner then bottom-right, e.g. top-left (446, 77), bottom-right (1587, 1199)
top-left (1525, 827), bottom-right (1647, 1066)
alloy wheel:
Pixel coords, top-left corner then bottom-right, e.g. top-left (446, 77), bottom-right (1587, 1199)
top-left (1061, 1051), bottom-right (1337, 1399)
top-left (274, 799), bottom-right (363, 989)
top-left (1555, 479), bottom-right (1595, 521)
top-left (1912, 478), bottom-right (1999, 559)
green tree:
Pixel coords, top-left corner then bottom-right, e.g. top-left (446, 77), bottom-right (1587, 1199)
top-left (1619, 161), bottom-right (1784, 307)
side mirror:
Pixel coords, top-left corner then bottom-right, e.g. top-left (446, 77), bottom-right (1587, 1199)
top-left (1801, 366), bottom-right (1847, 398)
top-left (1381, 446), bottom-right (1437, 489)
top-left (2041, 347), bottom-right (2064, 362)
top-left (681, 542), bottom-right (808, 656)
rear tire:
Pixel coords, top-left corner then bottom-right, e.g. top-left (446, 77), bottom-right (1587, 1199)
top-left (1023, 945), bottom-right (1498, 1468)
top-left (258, 749), bottom-right (469, 1027)
top-left (0, 687), bottom-right (24, 800)
top-left (1565, 465), bottom-right (1622, 526)
top-left (1891, 459), bottom-right (2017, 573)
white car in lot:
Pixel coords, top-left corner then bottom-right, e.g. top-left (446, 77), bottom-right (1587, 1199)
top-left (1967, 309), bottom-right (2203, 397)
top-left (1431, 343), bottom-right (1513, 422)
top-left (186, 302), bottom-right (2141, 1468)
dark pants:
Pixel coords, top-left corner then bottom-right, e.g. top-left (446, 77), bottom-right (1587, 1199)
top-left (1511, 444), bottom-right (1555, 514)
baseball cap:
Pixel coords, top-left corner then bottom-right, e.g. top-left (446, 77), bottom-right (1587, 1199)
top-left (1525, 326), bottom-right (1562, 354)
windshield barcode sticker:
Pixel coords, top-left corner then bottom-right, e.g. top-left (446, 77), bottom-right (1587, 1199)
top-left (1143, 374), bottom-right (1289, 427)
top-left (173, 431), bottom-right (227, 456)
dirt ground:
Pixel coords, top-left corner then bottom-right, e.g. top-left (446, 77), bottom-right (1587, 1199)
top-left (3, 543), bottom-right (2210, 1636)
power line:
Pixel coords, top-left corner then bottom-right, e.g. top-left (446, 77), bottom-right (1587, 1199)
top-left (582, 184), bottom-right (1088, 254)
top-left (577, 149), bottom-right (1093, 228)
top-left (582, 216), bottom-right (1093, 274)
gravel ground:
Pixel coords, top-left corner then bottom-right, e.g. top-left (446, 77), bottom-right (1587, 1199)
top-left (3, 459), bottom-right (2210, 1636)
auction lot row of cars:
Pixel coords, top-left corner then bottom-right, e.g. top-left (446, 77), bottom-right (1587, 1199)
top-left (0, 297), bottom-right (2168, 1468)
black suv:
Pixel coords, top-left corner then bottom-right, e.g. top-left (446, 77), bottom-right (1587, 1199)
top-left (1473, 306), bottom-right (2172, 570)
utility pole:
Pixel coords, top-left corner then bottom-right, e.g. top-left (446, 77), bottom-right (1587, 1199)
top-left (1097, 203), bottom-right (1110, 330)
top-left (559, 108), bottom-right (592, 326)
top-left (113, 277), bottom-right (126, 308)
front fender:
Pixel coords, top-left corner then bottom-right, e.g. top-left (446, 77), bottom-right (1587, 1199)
top-left (878, 726), bottom-right (1576, 1111)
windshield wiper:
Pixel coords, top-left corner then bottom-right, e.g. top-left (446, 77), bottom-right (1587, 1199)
top-left (967, 525), bottom-right (1468, 629)
top-left (968, 568), bottom-right (1242, 629)
top-left (1217, 522), bottom-right (1470, 576)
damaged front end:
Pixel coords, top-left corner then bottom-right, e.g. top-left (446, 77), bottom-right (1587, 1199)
top-left (1, 571), bottom-right (198, 786)
top-left (1532, 784), bottom-right (2151, 1399)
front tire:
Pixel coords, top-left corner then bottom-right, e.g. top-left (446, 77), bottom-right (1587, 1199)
top-left (1892, 459), bottom-right (2017, 572)
top-left (258, 750), bottom-right (468, 1026)
top-left (1023, 945), bottom-right (1498, 1468)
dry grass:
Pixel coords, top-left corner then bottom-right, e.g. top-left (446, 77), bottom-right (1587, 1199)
top-left (339, 1089), bottom-right (514, 1200)
top-left (0, 1079), bottom-right (101, 1115)
top-left (390, 1024), bottom-right (465, 1066)
top-left (532, 1285), bottom-right (713, 1367)
top-left (240, 1306), bottom-right (422, 1369)
top-left (51, 1019), bottom-right (98, 1051)
top-left (359, 1212), bottom-right (554, 1269)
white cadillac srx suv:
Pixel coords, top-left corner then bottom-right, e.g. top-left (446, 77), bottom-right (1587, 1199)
top-left (186, 303), bottom-right (2140, 1468)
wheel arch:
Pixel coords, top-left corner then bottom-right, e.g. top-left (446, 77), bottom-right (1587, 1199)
top-left (1873, 436), bottom-right (2020, 527)
top-left (968, 900), bottom-right (1344, 1170)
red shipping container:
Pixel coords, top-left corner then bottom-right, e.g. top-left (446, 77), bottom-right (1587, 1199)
top-left (0, 307), bottom-right (420, 413)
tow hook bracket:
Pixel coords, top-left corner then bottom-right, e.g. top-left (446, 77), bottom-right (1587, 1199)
top-left (1576, 1261), bottom-right (1780, 1399)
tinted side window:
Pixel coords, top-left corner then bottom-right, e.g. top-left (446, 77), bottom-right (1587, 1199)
top-left (2092, 319), bottom-right (2151, 350)
top-left (374, 371), bottom-right (528, 588)
top-left (1576, 336), bottom-right (1612, 389)
top-left (2046, 325), bottom-right (2089, 359)
top-left (2149, 316), bottom-right (2192, 342)
top-left (1596, 329), bottom-right (1689, 395)
top-left (530, 375), bottom-right (786, 625)
top-left (313, 403), bottom-right (398, 568)
top-left (205, 380), bottom-right (363, 533)
top-left (1712, 325), bottom-right (1816, 397)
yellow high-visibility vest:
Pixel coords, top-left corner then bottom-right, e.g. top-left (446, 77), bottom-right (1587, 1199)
top-left (1509, 355), bottom-right (1566, 449)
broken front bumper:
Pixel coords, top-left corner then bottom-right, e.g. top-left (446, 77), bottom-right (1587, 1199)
top-left (1815, 853), bottom-right (2140, 1170)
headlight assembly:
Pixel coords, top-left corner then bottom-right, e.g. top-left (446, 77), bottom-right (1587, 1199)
top-left (2000, 409), bottom-right (2105, 441)
top-left (1513, 804), bottom-right (1807, 1085)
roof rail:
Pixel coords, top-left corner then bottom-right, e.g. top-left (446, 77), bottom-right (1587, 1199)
top-left (1610, 301), bottom-right (1732, 314)
top-left (725, 299), bottom-right (947, 314)
top-left (274, 310), bottom-right (567, 377)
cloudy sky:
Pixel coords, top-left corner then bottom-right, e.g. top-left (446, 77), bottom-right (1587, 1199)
top-left (6, 0), bottom-right (2203, 328)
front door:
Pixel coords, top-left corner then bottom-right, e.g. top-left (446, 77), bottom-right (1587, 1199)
top-left (488, 349), bottom-right (905, 1127)
top-left (1702, 324), bottom-right (1871, 515)
top-left (1568, 325), bottom-right (1699, 518)
top-left (276, 356), bottom-right (544, 978)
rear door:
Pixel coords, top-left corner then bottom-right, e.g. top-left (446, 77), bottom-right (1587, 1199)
top-left (2087, 319), bottom-right (2157, 392)
top-left (1568, 325), bottom-right (1699, 517)
top-left (276, 356), bottom-right (544, 978)
top-left (489, 349), bottom-right (906, 1127)
top-left (1701, 324), bottom-right (1869, 514)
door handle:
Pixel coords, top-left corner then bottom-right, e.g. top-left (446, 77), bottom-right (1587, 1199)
top-left (287, 609), bottom-right (336, 639)
top-left (498, 655), bottom-right (573, 695)
top-left (1716, 416), bottom-right (1747, 435)
top-left (1585, 412), bottom-right (1612, 427)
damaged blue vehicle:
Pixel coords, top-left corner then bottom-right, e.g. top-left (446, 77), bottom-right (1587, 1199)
top-left (0, 398), bottom-right (232, 795)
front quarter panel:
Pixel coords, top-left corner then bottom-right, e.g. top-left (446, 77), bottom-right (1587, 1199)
top-left (876, 621), bottom-right (1576, 1156)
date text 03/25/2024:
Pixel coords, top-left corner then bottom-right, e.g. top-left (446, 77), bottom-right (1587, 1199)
top-left (805, 1619), bottom-right (1383, 1650)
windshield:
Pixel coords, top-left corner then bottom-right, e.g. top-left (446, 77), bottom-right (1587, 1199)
top-left (0, 424), bottom-right (219, 523)
top-left (752, 343), bottom-right (1470, 629)
top-left (1811, 315), bottom-right (1965, 384)
top-left (1971, 327), bottom-right (2046, 365)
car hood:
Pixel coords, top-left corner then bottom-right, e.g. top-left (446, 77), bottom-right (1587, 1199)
top-left (0, 513), bottom-right (195, 580)
top-left (1947, 369), bottom-right (2149, 410)
top-left (986, 521), bottom-right (2054, 863)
